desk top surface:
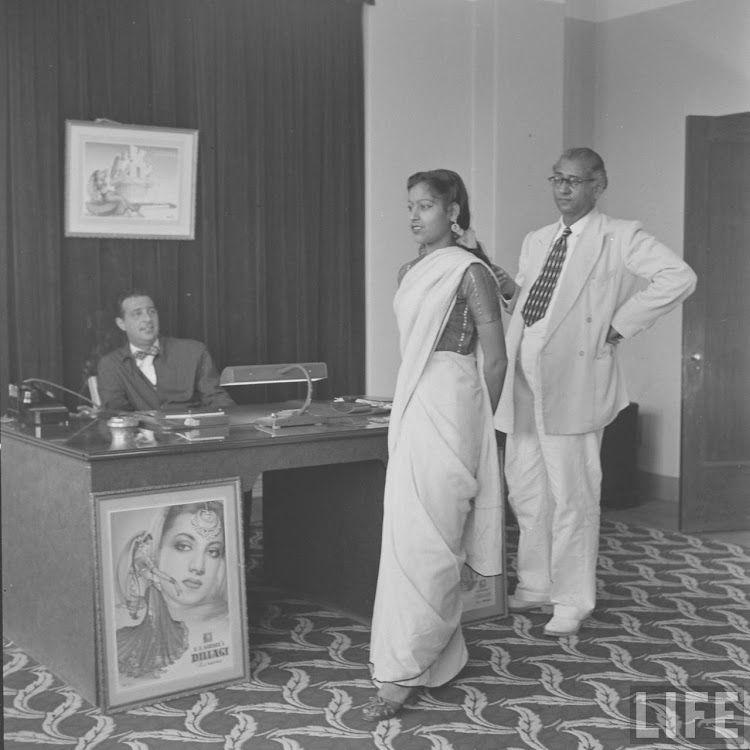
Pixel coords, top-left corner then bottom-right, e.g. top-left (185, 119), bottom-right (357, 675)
top-left (0, 401), bottom-right (389, 460)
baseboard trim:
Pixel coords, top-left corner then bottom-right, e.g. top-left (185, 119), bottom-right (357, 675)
top-left (637, 470), bottom-right (679, 503)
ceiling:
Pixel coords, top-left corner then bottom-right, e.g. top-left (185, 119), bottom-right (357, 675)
top-left (564, 0), bottom-right (693, 22)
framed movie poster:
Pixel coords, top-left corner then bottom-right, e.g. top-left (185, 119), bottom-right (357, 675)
top-left (460, 568), bottom-right (506, 624)
top-left (65, 119), bottom-right (198, 239)
top-left (461, 444), bottom-right (507, 623)
top-left (93, 478), bottom-right (247, 712)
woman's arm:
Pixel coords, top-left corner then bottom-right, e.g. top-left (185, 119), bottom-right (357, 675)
top-left (476, 318), bottom-right (506, 412)
top-left (464, 265), bottom-right (508, 412)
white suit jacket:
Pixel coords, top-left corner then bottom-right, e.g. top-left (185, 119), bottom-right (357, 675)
top-left (494, 211), bottom-right (697, 435)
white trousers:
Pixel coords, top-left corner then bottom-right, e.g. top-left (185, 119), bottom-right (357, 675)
top-left (505, 332), bottom-right (603, 618)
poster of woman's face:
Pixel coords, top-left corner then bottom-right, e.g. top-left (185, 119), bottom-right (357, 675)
top-left (94, 479), bottom-right (247, 711)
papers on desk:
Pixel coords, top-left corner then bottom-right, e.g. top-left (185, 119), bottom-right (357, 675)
top-left (355, 397), bottom-right (392, 409)
top-left (246, 399), bottom-right (391, 436)
top-left (334, 396), bottom-right (392, 410)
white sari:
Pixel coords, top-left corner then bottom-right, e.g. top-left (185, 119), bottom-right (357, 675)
top-left (369, 247), bottom-right (504, 687)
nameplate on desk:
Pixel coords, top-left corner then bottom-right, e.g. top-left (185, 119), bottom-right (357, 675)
top-left (175, 425), bottom-right (230, 442)
top-left (138, 409), bottom-right (229, 430)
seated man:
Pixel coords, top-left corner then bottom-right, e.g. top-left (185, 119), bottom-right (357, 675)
top-left (97, 290), bottom-right (234, 412)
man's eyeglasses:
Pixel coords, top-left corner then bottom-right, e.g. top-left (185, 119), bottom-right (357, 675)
top-left (547, 175), bottom-right (596, 188)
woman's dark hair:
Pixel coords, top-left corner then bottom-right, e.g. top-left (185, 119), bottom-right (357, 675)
top-left (406, 169), bottom-right (492, 266)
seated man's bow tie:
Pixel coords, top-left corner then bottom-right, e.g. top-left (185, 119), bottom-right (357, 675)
top-left (134, 345), bottom-right (160, 360)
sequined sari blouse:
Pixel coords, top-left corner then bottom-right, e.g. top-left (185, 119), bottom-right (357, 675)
top-left (398, 256), bottom-right (502, 355)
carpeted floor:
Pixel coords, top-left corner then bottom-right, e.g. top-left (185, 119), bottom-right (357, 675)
top-left (4, 520), bottom-right (750, 750)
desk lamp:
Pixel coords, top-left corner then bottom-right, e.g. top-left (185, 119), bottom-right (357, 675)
top-left (219, 362), bottom-right (328, 429)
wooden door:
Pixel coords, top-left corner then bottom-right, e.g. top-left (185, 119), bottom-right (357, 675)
top-left (681, 112), bottom-right (750, 532)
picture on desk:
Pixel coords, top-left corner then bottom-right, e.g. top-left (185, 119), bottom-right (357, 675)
top-left (94, 478), bottom-right (248, 711)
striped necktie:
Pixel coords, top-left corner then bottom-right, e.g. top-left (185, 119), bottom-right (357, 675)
top-left (521, 226), bottom-right (572, 327)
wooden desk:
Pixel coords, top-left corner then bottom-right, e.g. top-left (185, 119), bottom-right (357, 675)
top-left (1, 405), bottom-right (388, 705)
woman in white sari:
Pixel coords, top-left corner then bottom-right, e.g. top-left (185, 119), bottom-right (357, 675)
top-left (364, 170), bottom-right (507, 721)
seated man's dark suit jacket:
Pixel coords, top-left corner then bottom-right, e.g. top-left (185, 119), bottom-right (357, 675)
top-left (97, 336), bottom-right (234, 411)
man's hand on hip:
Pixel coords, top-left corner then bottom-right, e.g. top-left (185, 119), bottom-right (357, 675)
top-left (606, 326), bottom-right (623, 344)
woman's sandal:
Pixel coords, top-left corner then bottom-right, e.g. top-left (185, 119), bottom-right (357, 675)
top-left (361, 688), bottom-right (418, 721)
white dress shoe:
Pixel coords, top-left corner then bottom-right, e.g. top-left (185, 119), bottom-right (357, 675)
top-left (508, 594), bottom-right (551, 612)
top-left (543, 614), bottom-right (583, 636)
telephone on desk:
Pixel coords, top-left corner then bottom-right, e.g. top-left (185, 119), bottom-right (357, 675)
top-left (5, 382), bottom-right (70, 439)
top-left (7, 382), bottom-right (69, 428)
top-left (5, 378), bottom-right (106, 439)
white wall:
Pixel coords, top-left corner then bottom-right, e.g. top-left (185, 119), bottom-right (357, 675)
top-left (591, 0), bottom-right (750, 479)
top-left (364, 0), bottom-right (564, 397)
top-left (563, 16), bottom-right (595, 148)
top-left (364, 0), bottom-right (750, 484)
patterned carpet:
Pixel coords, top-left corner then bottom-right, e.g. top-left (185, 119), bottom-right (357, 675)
top-left (4, 519), bottom-right (750, 750)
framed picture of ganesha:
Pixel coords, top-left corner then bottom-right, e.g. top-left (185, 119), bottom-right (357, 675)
top-left (93, 478), bottom-right (248, 712)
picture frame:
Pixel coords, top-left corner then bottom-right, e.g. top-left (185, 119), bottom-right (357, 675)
top-left (460, 568), bottom-right (507, 624)
top-left (93, 477), bottom-right (247, 712)
top-left (461, 444), bottom-right (507, 623)
top-left (65, 119), bottom-right (198, 239)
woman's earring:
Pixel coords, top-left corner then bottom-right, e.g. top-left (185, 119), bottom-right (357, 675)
top-left (451, 222), bottom-right (463, 237)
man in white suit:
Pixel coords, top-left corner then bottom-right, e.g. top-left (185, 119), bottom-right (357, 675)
top-left (494, 148), bottom-right (696, 636)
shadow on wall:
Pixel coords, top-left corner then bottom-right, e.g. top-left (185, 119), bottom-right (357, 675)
top-left (84, 309), bottom-right (122, 380)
